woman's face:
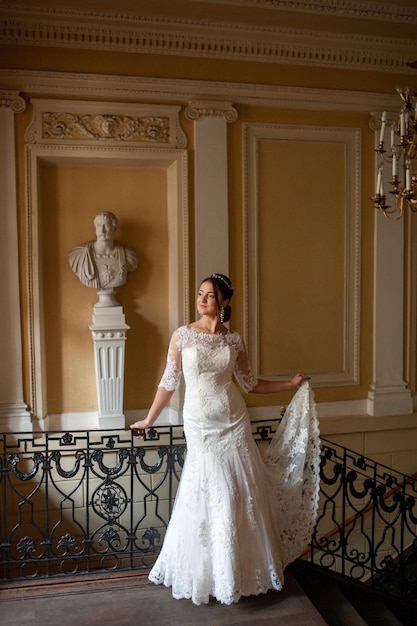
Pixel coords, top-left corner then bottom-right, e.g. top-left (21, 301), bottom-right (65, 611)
top-left (197, 280), bottom-right (221, 317)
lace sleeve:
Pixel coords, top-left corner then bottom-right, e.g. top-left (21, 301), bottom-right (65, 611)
top-left (233, 334), bottom-right (258, 393)
top-left (158, 328), bottom-right (183, 391)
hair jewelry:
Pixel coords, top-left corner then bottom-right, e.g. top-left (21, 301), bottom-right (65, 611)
top-left (210, 274), bottom-right (232, 290)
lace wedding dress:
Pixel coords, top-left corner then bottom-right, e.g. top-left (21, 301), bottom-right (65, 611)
top-left (148, 326), bottom-right (320, 605)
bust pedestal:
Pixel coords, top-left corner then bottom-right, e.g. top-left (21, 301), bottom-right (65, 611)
top-left (89, 290), bottom-right (130, 429)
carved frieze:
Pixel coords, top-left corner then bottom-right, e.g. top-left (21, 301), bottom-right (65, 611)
top-left (42, 112), bottom-right (170, 143)
top-left (25, 99), bottom-right (187, 148)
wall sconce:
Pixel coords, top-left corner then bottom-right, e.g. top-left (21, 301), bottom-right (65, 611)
top-left (372, 87), bottom-right (417, 220)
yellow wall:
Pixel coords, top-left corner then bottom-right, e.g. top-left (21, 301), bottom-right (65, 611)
top-left (39, 163), bottom-right (169, 412)
top-left (1, 19), bottom-right (414, 417)
top-left (228, 105), bottom-right (376, 406)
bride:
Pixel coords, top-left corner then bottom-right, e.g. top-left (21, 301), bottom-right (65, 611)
top-left (130, 273), bottom-right (320, 606)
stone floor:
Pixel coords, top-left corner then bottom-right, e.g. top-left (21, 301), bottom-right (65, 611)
top-left (0, 570), bottom-right (327, 625)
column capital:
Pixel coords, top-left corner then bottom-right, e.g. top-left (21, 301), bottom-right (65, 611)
top-left (369, 111), bottom-right (396, 132)
top-left (0, 90), bottom-right (26, 113)
top-left (185, 100), bottom-right (238, 123)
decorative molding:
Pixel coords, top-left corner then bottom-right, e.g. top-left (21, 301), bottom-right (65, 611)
top-left (369, 111), bottom-right (398, 132)
top-left (25, 142), bottom-right (189, 420)
top-left (189, 0), bottom-right (417, 24)
top-left (369, 112), bottom-right (382, 133)
top-left (0, 90), bottom-right (26, 113)
top-left (42, 112), bottom-right (170, 143)
top-left (185, 101), bottom-right (238, 123)
top-left (243, 122), bottom-right (361, 387)
top-left (6, 0), bottom-right (417, 24)
top-left (1, 7), bottom-right (416, 74)
top-left (0, 403), bottom-right (32, 432)
top-left (0, 69), bottom-right (402, 114)
top-left (25, 99), bottom-right (187, 148)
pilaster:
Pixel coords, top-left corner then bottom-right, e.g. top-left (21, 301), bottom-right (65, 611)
top-left (368, 115), bottom-right (413, 415)
top-left (0, 91), bottom-right (32, 431)
top-left (185, 101), bottom-right (237, 294)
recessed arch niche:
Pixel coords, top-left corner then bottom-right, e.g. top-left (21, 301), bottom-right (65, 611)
top-left (25, 101), bottom-right (188, 424)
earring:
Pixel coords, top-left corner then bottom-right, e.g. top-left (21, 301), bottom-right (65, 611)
top-left (220, 307), bottom-right (225, 323)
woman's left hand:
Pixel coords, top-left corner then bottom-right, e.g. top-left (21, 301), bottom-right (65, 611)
top-left (291, 373), bottom-right (310, 389)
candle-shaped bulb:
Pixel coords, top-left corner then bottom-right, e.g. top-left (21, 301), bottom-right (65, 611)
top-left (392, 151), bottom-right (397, 177)
top-left (400, 110), bottom-right (405, 136)
top-left (390, 124), bottom-right (395, 149)
top-left (376, 166), bottom-right (383, 195)
top-left (406, 160), bottom-right (411, 189)
top-left (379, 111), bottom-right (387, 144)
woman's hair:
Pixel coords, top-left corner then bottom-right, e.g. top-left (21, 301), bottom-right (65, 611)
top-left (202, 273), bottom-right (234, 323)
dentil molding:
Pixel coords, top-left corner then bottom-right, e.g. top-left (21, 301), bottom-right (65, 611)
top-left (187, 0), bottom-right (417, 23)
top-left (0, 4), bottom-right (416, 74)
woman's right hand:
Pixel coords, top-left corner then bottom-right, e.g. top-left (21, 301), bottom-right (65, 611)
top-left (130, 419), bottom-right (149, 439)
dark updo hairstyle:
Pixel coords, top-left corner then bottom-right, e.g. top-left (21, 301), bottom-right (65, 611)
top-left (203, 273), bottom-right (234, 323)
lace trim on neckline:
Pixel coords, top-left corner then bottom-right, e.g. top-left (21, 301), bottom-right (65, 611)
top-left (186, 325), bottom-right (231, 337)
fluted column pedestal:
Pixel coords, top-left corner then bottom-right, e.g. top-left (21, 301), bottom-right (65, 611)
top-left (90, 296), bottom-right (129, 429)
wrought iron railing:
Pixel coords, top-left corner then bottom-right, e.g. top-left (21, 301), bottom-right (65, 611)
top-left (0, 421), bottom-right (275, 581)
top-left (308, 439), bottom-right (417, 604)
top-left (1, 422), bottom-right (416, 607)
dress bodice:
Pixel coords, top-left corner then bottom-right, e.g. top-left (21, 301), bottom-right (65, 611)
top-left (182, 343), bottom-right (236, 393)
top-left (158, 326), bottom-right (257, 394)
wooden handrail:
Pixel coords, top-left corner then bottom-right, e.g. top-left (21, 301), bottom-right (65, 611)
top-left (301, 469), bottom-right (417, 556)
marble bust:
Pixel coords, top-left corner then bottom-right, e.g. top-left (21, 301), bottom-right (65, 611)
top-left (69, 211), bottom-right (138, 290)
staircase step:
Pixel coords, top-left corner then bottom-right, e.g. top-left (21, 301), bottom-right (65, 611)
top-left (342, 586), bottom-right (404, 626)
top-left (289, 565), bottom-right (368, 626)
top-left (289, 561), bottom-right (417, 626)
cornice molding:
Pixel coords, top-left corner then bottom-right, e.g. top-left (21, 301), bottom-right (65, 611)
top-left (191, 0), bottom-right (417, 24)
top-left (0, 69), bottom-right (402, 114)
top-left (1, 8), bottom-right (416, 74)
top-left (5, 1), bottom-right (417, 25)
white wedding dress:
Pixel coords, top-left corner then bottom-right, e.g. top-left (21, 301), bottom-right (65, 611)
top-left (148, 326), bottom-right (320, 605)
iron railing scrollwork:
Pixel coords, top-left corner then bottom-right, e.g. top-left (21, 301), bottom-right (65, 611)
top-left (1, 423), bottom-right (416, 607)
top-left (0, 427), bottom-right (186, 579)
top-left (309, 439), bottom-right (417, 604)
